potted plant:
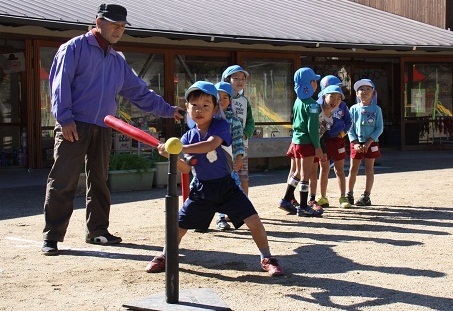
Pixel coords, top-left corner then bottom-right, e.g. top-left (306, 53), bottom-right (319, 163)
top-left (107, 152), bottom-right (155, 192)
top-left (150, 148), bottom-right (169, 187)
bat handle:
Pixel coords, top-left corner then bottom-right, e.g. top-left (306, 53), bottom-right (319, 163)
top-left (184, 155), bottom-right (198, 166)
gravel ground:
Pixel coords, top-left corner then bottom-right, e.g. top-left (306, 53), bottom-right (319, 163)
top-left (0, 149), bottom-right (452, 311)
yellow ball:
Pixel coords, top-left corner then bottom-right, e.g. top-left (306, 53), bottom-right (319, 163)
top-left (164, 137), bottom-right (183, 154)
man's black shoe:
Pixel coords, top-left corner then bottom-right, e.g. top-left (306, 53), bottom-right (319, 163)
top-left (41, 240), bottom-right (59, 256)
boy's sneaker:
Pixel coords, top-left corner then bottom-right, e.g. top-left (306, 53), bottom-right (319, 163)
top-left (41, 240), bottom-right (59, 256)
top-left (216, 218), bottom-right (231, 231)
top-left (339, 197), bottom-right (351, 208)
top-left (278, 199), bottom-right (297, 215)
top-left (316, 196), bottom-right (330, 208)
top-left (85, 232), bottom-right (122, 245)
top-left (347, 192), bottom-right (354, 205)
top-left (145, 255), bottom-right (166, 273)
top-left (261, 257), bottom-right (284, 276)
top-left (297, 201), bottom-right (323, 217)
top-left (355, 194), bottom-right (372, 206)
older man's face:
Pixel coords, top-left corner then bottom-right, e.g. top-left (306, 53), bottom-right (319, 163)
top-left (96, 18), bottom-right (126, 44)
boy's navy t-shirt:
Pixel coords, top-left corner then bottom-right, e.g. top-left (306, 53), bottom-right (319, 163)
top-left (181, 118), bottom-right (232, 180)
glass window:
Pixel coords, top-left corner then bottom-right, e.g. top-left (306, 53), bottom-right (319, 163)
top-left (404, 63), bottom-right (453, 145)
top-left (313, 64), bottom-right (353, 104)
top-left (174, 55), bottom-right (229, 107)
top-left (404, 64), bottom-right (452, 118)
top-left (40, 47), bottom-right (57, 128)
top-left (242, 58), bottom-right (294, 138)
top-left (1, 39), bottom-right (26, 167)
top-left (40, 46), bottom-right (58, 166)
top-left (116, 51), bottom-right (165, 130)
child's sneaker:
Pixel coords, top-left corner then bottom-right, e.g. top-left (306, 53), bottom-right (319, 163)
top-left (278, 199), bottom-right (297, 215)
top-left (339, 197), bottom-right (351, 208)
top-left (297, 201), bottom-right (323, 217)
top-left (216, 218), bottom-right (231, 231)
top-left (145, 255), bottom-right (166, 273)
top-left (355, 193), bottom-right (372, 206)
top-left (261, 257), bottom-right (284, 276)
top-left (316, 196), bottom-right (329, 208)
top-left (346, 192), bottom-right (354, 205)
top-left (291, 199), bottom-right (300, 209)
top-left (308, 200), bottom-right (323, 211)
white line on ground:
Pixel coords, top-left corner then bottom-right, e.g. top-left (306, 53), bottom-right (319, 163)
top-left (3, 236), bottom-right (125, 257)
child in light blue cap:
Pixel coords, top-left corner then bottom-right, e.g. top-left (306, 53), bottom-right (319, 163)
top-left (279, 67), bottom-right (324, 217)
top-left (312, 75), bottom-right (352, 208)
top-left (214, 81), bottom-right (245, 231)
top-left (222, 65), bottom-right (255, 195)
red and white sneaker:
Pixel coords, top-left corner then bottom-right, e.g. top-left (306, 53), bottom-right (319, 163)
top-left (145, 255), bottom-right (166, 273)
top-left (261, 257), bottom-right (284, 277)
top-left (307, 200), bottom-right (323, 211)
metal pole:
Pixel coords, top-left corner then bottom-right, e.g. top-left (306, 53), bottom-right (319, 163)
top-left (165, 154), bottom-right (179, 303)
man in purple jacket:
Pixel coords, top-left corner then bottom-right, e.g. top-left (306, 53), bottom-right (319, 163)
top-left (41, 4), bottom-right (183, 255)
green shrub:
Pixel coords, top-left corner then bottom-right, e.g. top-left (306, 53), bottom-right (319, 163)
top-left (109, 152), bottom-right (154, 172)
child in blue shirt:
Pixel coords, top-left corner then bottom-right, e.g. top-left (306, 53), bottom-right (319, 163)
top-left (347, 79), bottom-right (384, 206)
top-left (214, 82), bottom-right (245, 231)
top-left (314, 75), bottom-right (352, 208)
top-left (145, 81), bottom-right (284, 277)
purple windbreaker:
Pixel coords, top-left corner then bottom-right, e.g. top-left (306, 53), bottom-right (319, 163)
top-left (49, 31), bottom-right (175, 127)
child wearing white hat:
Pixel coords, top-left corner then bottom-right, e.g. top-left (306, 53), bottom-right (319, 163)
top-left (347, 79), bottom-right (384, 206)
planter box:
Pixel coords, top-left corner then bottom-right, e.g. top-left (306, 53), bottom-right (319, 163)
top-left (107, 169), bottom-right (155, 192)
top-left (153, 161), bottom-right (169, 187)
top-left (78, 170), bottom-right (155, 193)
top-left (152, 161), bottom-right (182, 187)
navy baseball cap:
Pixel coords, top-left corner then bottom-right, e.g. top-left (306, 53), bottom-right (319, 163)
top-left (97, 4), bottom-right (131, 25)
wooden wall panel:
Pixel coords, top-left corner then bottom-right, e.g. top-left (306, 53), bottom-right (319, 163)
top-left (349, 0), bottom-right (447, 29)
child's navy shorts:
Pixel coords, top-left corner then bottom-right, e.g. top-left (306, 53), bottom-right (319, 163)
top-left (179, 174), bottom-right (257, 231)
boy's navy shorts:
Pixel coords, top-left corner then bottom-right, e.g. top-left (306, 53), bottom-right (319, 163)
top-left (179, 175), bottom-right (257, 231)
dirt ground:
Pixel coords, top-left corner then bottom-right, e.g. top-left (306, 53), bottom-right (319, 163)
top-left (1, 149), bottom-right (452, 311)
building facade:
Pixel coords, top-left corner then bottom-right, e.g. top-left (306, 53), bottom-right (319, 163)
top-left (1, 0), bottom-right (453, 170)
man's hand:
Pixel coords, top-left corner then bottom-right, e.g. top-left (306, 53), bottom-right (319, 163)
top-left (173, 106), bottom-right (185, 121)
top-left (61, 122), bottom-right (79, 142)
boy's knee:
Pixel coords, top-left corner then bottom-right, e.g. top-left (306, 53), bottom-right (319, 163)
top-left (244, 214), bottom-right (262, 229)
